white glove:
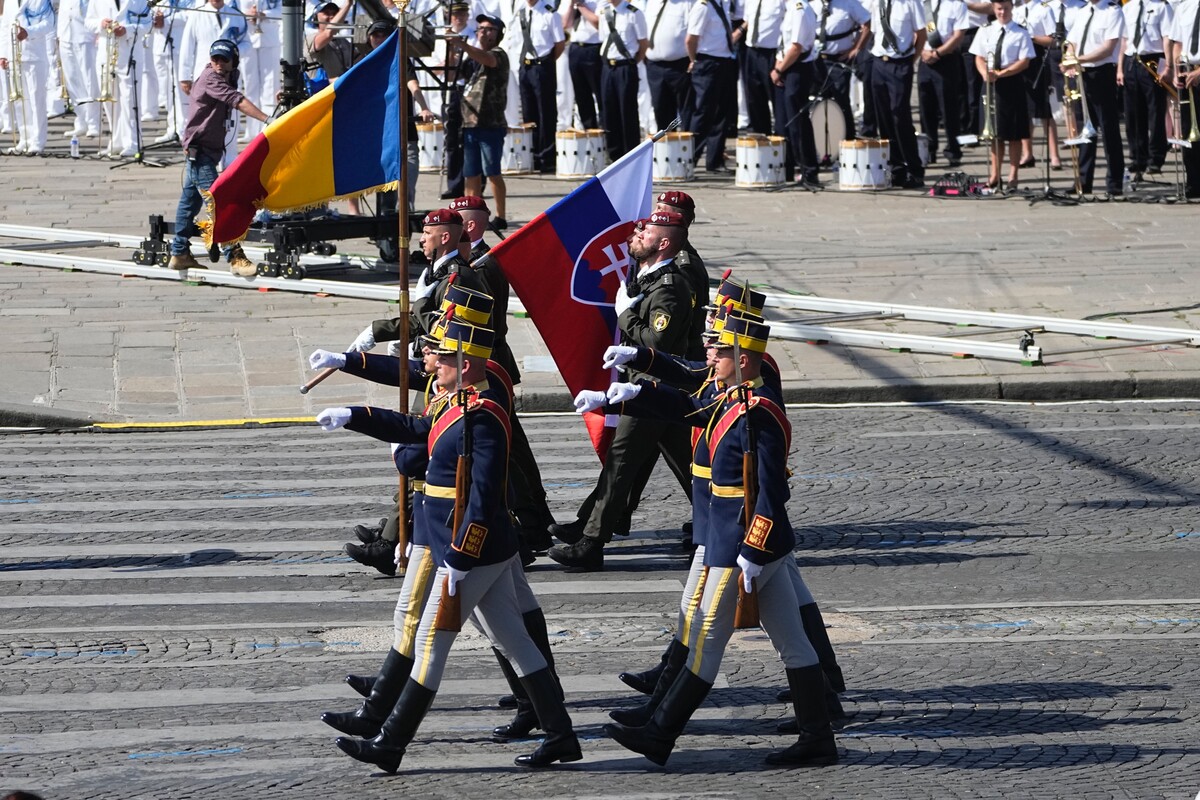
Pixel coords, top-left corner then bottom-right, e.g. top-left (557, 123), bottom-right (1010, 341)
top-left (737, 554), bottom-right (763, 593)
top-left (348, 326), bottom-right (376, 353)
top-left (308, 349), bottom-right (347, 370)
top-left (602, 345), bottom-right (639, 370)
top-left (413, 268), bottom-right (438, 301)
top-left (387, 340), bottom-right (404, 358)
top-left (606, 382), bottom-right (641, 404)
top-left (573, 389), bottom-right (608, 414)
top-left (613, 282), bottom-right (644, 317)
top-left (395, 540), bottom-right (413, 566)
top-left (315, 407), bottom-right (352, 431)
top-left (446, 565), bottom-right (469, 596)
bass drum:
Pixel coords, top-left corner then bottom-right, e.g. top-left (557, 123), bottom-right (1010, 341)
top-left (808, 97), bottom-right (848, 169)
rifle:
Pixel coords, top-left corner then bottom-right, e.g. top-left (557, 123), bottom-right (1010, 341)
top-left (732, 333), bottom-right (760, 629)
top-left (433, 335), bottom-right (469, 632)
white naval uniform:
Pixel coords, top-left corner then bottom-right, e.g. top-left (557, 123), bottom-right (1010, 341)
top-left (58, 0), bottom-right (102, 136)
top-left (12, 0), bottom-right (58, 153)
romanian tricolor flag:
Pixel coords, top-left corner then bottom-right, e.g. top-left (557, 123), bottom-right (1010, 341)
top-left (205, 32), bottom-right (402, 245)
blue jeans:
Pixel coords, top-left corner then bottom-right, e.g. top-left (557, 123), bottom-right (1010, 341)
top-left (171, 152), bottom-right (231, 256)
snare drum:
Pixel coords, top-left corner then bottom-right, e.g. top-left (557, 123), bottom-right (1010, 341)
top-left (416, 122), bottom-right (444, 173)
top-left (735, 134), bottom-right (786, 188)
top-left (556, 129), bottom-right (607, 179)
top-left (653, 131), bottom-right (695, 182)
top-left (502, 124), bottom-right (535, 174)
top-left (838, 138), bottom-right (891, 191)
top-left (809, 97), bottom-right (848, 168)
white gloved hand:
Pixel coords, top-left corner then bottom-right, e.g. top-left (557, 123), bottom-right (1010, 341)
top-left (605, 382), bottom-right (641, 404)
top-left (405, 540), bottom-right (414, 559)
top-left (613, 282), bottom-right (644, 317)
top-left (413, 268), bottom-right (438, 301)
top-left (602, 345), bottom-right (639, 369)
top-left (315, 407), bottom-right (352, 431)
top-left (348, 326), bottom-right (376, 352)
top-left (446, 565), bottom-right (469, 596)
top-left (387, 340), bottom-right (404, 358)
top-left (573, 389), bottom-right (608, 414)
top-left (736, 554), bottom-right (763, 593)
top-left (308, 349), bottom-right (347, 370)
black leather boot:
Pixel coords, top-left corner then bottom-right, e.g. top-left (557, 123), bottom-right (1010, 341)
top-left (513, 667), bottom-right (583, 767)
top-left (491, 648), bottom-right (540, 741)
top-left (322, 649), bottom-right (413, 737)
top-left (778, 670), bottom-right (846, 732)
top-left (335, 677), bottom-right (436, 773)
top-left (345, 539), bottom-right (397, 577)
top-left (345, 673), bottom-right (375, 699)
top-left (799, 603), bottom-right (846, 693)
top-left (618, 642), bottom-right (671, 695)
top-left (547, 537), bottom-right (604, 572)
top-left (765, 664), bottom-right (838, 766)
top-left (604, 667), bottom-right (711, 766)
top-left (609, 639), bottom-right (688, 726)
top-left (548, 518), bottom-right (586, 545)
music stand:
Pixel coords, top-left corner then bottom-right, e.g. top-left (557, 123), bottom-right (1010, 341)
top-left (111, 11), bottom-right (167, 169)
top-left (1028, 36), bottom-right (1076, 205)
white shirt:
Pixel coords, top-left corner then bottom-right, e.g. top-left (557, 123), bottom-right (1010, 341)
top-left (923, 0), bottom-right (970, 51)
top-left (1167, 0), bottom-right (1200, 61)
top-left (782, 0), bottom-right (819, 60)
top-left (743, 0), bottom-right (788, 49)
top-left (1066, 0), bottom-right (1124, 66)
top-left (869, 0), bottom-right (926, 57)
top-left (1045, 0), bottom-right (1087, 40)
top-left (503, 0), bottom-right (566, 59)
top-left (1013, 0), bottom-right (1055, 39)
top-left (810, 0), bottom-right (870, 55)
top-left (644, 0), bottom-right (692, 60)
top-left (1121, 0), bottom-right (1171, 55)
top-left (969, 18), bottom-right (1035, 67)
top-left (58, 0), bottom-right (98, 43)
top-left (248, 0), bottom-right (284, 50)
top-left (597, 1), bottom-right (649, 59)
top-left (566, 0), bottom-right (603, 44)
top-left (687, 0), bottom-right (745, 58)
top-left (15, 0), bottom-right (56, 48)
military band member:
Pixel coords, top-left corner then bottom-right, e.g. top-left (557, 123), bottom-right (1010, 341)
top-left (1064, 0), bottom-right (1125, 196)
top-left (1165, 0), bottom-right (1200, 197)
top-left (958, 0), bottom-right (991, 137)
top-left (593, 315), bottom-right (838, 767)
top-left (970, 0), bottom-right (1034, 188)
top-left (596, 0), bottom-right (648, 160)
top-left (810, 0), bottom-right (871, 140)
top-left (564, 0), bottom-right (603, 129)
top-left (917, 0), bottom-right (969, 167)
top-left (868, 0), bottom-right (928, 188)
top-left (243, 0), bottom-right (283, 140)
top-left (1013, 0), bottom-right (1058, 170)
top-left (504, 0), bottom-right (566, 172)
top-left (741, 0), bottom-right (787, 135)
top-left (1117, 0), bottom-right (1172, 178)
top-left (686, 0), bottom-right (745, 172)
top-left (4, 0), bottom-right (54, 155)
top-left (316, 321), bottom-right (582, 772)
top-left (774, 0), bottom-right (822, 186)
top-left (58, 0), bottom-right (103, 141)
top-left (643, 0), bottom-right (694, 129)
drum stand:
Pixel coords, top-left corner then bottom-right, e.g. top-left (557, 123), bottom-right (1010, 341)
top-left (1027, 46), bottom-right (1077, 207)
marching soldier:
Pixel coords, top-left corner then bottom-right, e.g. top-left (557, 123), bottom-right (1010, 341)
top-left (596, 0), bottom-right (648, 160)
top-left (504, 0), bottom-right (566, 172)
top-left (316, 320), bottom-right (582, 772)
top-left (868, 0), bottom-right (928, 188)
top-left (548, 210), bottom-right (698, 571)
top-left (643, 0), bottom-right (694, 130)
top-left (584, 315), bottom-right (838, 767)
top-left (687, 0), bottom-right (745, 172)
top-left (1063, 0), bottom-right (1125, 196)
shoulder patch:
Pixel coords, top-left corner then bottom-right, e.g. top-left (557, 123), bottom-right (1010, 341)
top-left (745, 514), bottom-right (773, 551)
top-left (454, 522), bottom-right (488, 558)
top-left (662, 274), bottom-right (675, 285)
top-left (652, 311), bottom-right (671, 332)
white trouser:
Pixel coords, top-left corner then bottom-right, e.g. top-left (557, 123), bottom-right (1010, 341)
top-left (43, 37), bottom-right (67, 117)
top-left (138, 36), bottom-right (159, 120)
top-left (61, 39), bottom-right (100, 134)
top-left (0, 70), bottom-right (12, 134)
top-left (18, 58), bottom-right (50, 151)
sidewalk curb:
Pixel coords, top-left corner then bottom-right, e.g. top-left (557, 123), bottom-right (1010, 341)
top-left (0, 403), bottom-right (103, 429)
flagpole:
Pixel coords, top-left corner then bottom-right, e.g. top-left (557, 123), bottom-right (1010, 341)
top-left (395, 20), bottom-right (411, 573)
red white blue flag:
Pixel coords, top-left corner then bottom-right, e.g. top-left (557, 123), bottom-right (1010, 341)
top-left (486, 139), bottom-right (655, 460)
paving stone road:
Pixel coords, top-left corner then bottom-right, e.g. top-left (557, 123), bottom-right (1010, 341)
top-left (2, 401), bottom-right (1199, 799)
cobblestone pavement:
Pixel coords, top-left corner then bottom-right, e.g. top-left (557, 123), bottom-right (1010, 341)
top-left (2, 402), bottom-right (1199, 799)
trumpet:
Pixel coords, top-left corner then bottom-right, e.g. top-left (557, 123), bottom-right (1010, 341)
top-left (1061, 42), bottom-right (1096, 145)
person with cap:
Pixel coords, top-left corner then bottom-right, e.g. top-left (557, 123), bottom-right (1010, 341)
top-left (547, 210), bottom-right (698, 572)
top-left (167, 38), bottom-right (270, 275)
top-left (502, 0), bottom-right (566, 173)
top-left (685, 0), bottom-right (746, 173)
top-left (652, 191), bottom-right (709, 359)
top-left (315, 320), bottom-right (583, 773)
top-left (178, 0), bottom-right (248, 90)
top-left (564, 0), bottom-right (605, 131)
top-left (579, 314), bottom-right (839, 768)
top-left (596, 0), bottom-right (649, 160)
top-left (642, 0), bottom-right (695, 130)
top-left (448, 13), bottom-right (511, 225)
top-left (306, 0), bottom-right (354, 88)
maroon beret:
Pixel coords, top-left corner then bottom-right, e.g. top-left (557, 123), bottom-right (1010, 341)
top-left (656, 190), bottom-right (695, 211)
top-left (423, 209), bottom-right (463, 226)
top-left (449, 195), bottom-right (489, 213)
top-left (648, 210), bottom-right (686, 228)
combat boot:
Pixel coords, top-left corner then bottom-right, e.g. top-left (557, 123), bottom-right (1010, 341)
top-left (322, 648), bottom-right (413, 737)
top-left (345, 539), bottom-right (397, 576)
top-left (345, 673), bottom-right (375, 698)
top-left (353, 516), bottom-right (388, 544)
top-left (547, 537), bottom-right (603, 572)
top-left (765, 664), bottom-right (839, 767)
top-left (609, 639), bottom-right (689, 726)
top-left (604, 667), bottom-right (712, 766)
top-left (548, 518), bottom-right (586, 545)
top-left (513, 668), bottom-right (583, 767)
top-left (334, 677), bottom-right (436, 773)
top-left (491, 648), bottom-right (539, 741)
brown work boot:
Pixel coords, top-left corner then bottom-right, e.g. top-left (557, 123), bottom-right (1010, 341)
top-left (228, 246), bottom-right (257, 277)
top-left (167, 252), bottom-right (203, 270)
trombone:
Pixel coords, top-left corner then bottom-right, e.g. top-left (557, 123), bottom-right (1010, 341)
top-left (1061, 42), bottom-right (1096, 146)
top-left (98, 22), bottom-right (119, 102)
top-left (980, 49), bottom-right (998, 144)
top-left (1168, 56), bottom-right (1199, 149)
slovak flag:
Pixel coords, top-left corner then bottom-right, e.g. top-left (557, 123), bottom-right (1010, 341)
top-left (482, 139), bottom-right (655, 461)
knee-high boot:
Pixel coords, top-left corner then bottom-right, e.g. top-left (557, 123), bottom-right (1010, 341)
top-left (513, 667), bottom-right (583, 767)
top-left (603, 667), bottom-right (711, 766)
top-left (492, 647), bottom-right (540, 740)
top-left (766, 664), bottom-right (838, 767)
top-left (322, 648), bottom-right (413, 737)
top-left (345, 673), bottom-right (376, 698)
top-left (608, 638), bottom-right (688, 726)
top-left (334, 677), bottom-right (437, 773)
top-left (617, 640), bottom-right (671, 695)
top-left (799, 603), bottom-right (845, 692)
